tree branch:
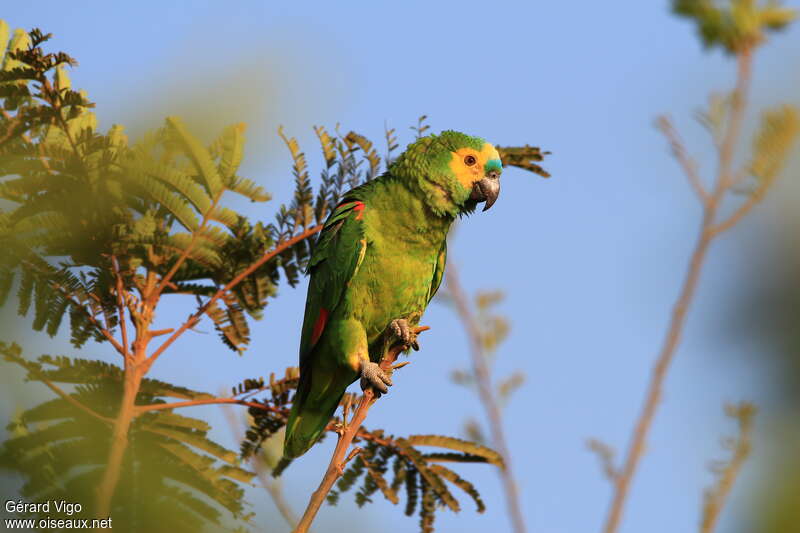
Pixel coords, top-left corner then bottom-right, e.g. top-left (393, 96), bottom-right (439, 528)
top-left (134, 397), bottom-right (281, 415)
top-left (111, 256), bottom-right (131, 362)
top-left (446, 265), bottom-right (527, 533)
top-left (25, 363), bottom-right (113, 425)
top-left (143, 224), bottom-right (323, 372)
top-left (48, 278), bottom-right (126, 356)
top-left (700, 403), bottom-right (756, 533)
top-left (293, 328), bottom-right (425, 533)
top-left (600, 48), bottom-right (754, 533)
top-left (153, 190), bottom-right (224, 298)
top-left (707, 179), bottom-right (768, 237)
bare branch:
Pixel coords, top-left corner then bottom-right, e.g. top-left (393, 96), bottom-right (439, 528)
top-left (700, 403), bottom-right (757, 533)
top-left (657, 115), bottom-right (710, 205)
top-left (601, 48), bottom-right (755, 533)
top-left (446, 265), bottom-right (527, 533)
top-left (707, 181), bottom-right (769, 237)
top-left (587, 439), bottom-right (618, 482)
top-left (148, 328), bottom-right (175, 337)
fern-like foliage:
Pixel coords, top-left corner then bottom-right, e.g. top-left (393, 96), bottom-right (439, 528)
top-left (0, 21), bottom-right (550, 533)
top-left (232, 370), bottom-right (503, 532)
top-left (0, 26), bottom-right (280, 353)
top-left (0, 342), bottom-right (254, 531)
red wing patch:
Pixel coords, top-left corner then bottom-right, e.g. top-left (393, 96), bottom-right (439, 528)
top-left (336, 200), bottom-right (366, 220)
top-left (353, 201), bottom-right (365, 220)
top-left (311, 308), bottom-right (329, 346)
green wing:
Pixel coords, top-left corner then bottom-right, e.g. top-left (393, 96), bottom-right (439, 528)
top-left (427, 240), bottom-right (447, 303)
top-left (298, 200), bottom-right (367, 364)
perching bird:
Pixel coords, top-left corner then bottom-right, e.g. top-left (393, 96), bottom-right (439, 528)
top-left (283, 131), bottom-right (502, 458)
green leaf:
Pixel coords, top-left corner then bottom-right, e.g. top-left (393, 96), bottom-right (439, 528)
top-left (0, 20), bottom-right (9, 67)
top-left (229, 176), bottom-right (270, 202)
top-left (749, 105), bottom-right (800, 185)
top-left (360, 455), bottom-right (399, 505)
top-left (166, 116), bottom-right (224, 197)
top-left (428, 464), bottom-right (486, 513)
top-left (0, 269), bottom-right (14, 306)
top-left (396, 438), bottom-right (460, 512)
top-left (405, 434), bottom-right (505, 468)
top-left (55, 64), bottom-right (70, 91)
top-left (132, 173), bottom-right (201, 231)
top-left (2, 28), bottom-right (30, 72)
top-left (213, 122), bottom-right (246, 180)
top-left (141, 159), bottom-right (213, 215)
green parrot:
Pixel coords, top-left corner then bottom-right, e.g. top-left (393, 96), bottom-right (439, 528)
top-left (283, 130), bottom-right (502, 458)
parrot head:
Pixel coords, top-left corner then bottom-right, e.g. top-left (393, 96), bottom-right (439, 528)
top-left (389, 130), bottom-right (503, 217)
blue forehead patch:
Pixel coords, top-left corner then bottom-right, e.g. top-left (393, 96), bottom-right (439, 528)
top-left (484, 158), bottom-right (503, 172)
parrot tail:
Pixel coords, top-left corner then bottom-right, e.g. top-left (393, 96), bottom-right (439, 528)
top-left (283, 369), bottom-right (346, 459)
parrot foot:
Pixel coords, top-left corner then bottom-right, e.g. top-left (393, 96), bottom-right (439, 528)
top-left (389, 318), bottom-right (420, 351)
top-left (359, 360), bottom-right (392, 397)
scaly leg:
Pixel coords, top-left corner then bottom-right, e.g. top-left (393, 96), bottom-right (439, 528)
top-left (389, 318), bottom-right (420, 351)
top-left (359, 360), bottom-right (392, 397)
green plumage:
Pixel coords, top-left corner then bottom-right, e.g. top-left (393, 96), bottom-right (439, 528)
top-left (284, 131), bottom-right (498, 458)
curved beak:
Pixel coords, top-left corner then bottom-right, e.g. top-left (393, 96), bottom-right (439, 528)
top-left (470, 170), bottom-right (501, 211)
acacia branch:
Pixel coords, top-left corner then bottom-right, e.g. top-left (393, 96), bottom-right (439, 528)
top-left (601, 48), bottom-right (754, 533)
top-left (15, 359), bottom-right (113, 424)
top-left (143, 224), bottom-right (323, 372)
top-left (111, 256), bottom-right (131, 362)
top-left (293, 329), bottom-right (425, 533)
top-left (154, 190), bottom-right (224, 298)
top-left (45, 277), bottom-right (126, 356)
top-left (446, 265), bottom-right (527, 533)
top-left (1, 109), bottom-right (55, 175)
top-left (134, 397), bottom-right (282, 415)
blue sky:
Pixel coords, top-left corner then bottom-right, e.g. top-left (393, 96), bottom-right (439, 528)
top-left (2, 2), bottom-right (800, 532)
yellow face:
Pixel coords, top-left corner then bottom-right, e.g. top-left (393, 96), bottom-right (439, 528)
top-left (448, 143), bottom-right (503, 190)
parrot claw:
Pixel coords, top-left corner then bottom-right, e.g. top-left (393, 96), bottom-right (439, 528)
top-left (389, 319), bottom-right (420, 351)
top-left (359, 360), bottom-right (392, 397)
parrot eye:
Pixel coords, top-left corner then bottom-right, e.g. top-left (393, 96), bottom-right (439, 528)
top-left (464, 155), bottom-right (477, 166)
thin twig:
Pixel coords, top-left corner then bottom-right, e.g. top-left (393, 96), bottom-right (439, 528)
top-left (446, 265), bottom-right (526, 533)
top-left (17, 258), bottom-right (127, 356)
top-left (657, 115), bottom-right (710, 205)
top-left (134, 397), bottom-right (281, 415)
top-left (148, 328), bottom-right (175, 337)
top-left (111, 256), bottom-right (131, 362)
top-left (587, 439), bottom-right (619, 482)
top-left (600, 48), bottom-right (754, 533)
top-left (50, 280), bottom-right (126, 356)
top-left (707, 180), bottom-right (768, 237)
top-left (21, 362), bottom-right (113, 424)
top-left (143, 224), bottom-right (323, 372)
top-left (293, 328), bottom-right (425, 533)
top-left (700, 403), bottom-right (756, 533)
